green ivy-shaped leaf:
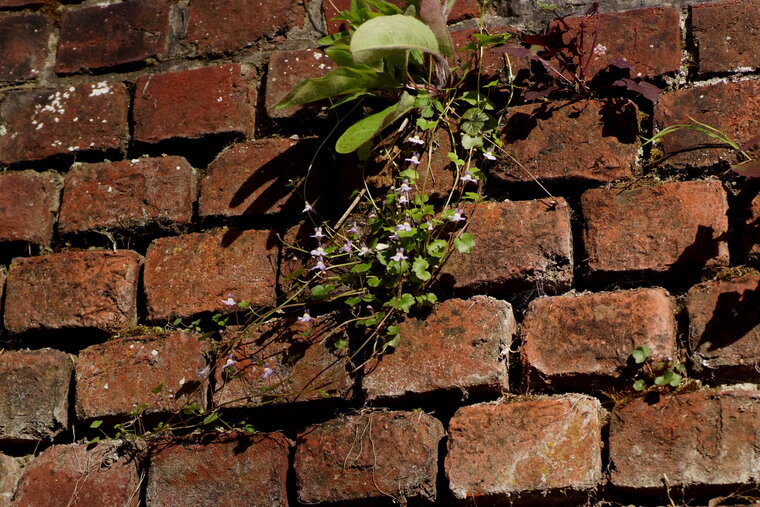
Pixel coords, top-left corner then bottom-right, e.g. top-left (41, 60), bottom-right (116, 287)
top-left (454, 232), bottom-right (475, 253)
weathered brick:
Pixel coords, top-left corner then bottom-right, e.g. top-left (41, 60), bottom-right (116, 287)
top-left (550, 7), bottom-right (681, 79)
top-left (0, 82), bottom-right (130, 165)
top-left (745, 193), bottom-right (760, 261)
top-left (59, 157), bottom-right (196, 235)
top-left (323, 0), bottom-right (479, 33)
top-left (363, 296), bottom-right (515, 402)
top-left (186, 0), bottom-right (303, 55)
top-left (451, 26), bottom-right (525, 82)
top-left (692, 0), bottom-right (760, 74)
top-left (4, 250), bottom-right (142, 334)
top-left (0, 170), bottom-right (62, 247)
top-left (609, 390), bottom-right (760, 494)
top-left (213, 315), bottom-right (352, 408)
top-left (0, 266), bottom-right (5, 327)
top-left (146, 432), bottom-right (290, 507)
top-left (686, 276), bottom-right (760, 382)
top-left (265, 49), bottom-right (336, 119)
top-left (446, 395), bottom-right (604, 504)
top-left (440, 199), bottom-right (573, 295)
top-left (0, 0), bottom-right (48, 7)
top-left (495, 99), bottom-right (638, 184)
top-left (521, 288), bottom-right (676, 390)
top-left (0, 453), bottom-right (22, 506)
top-left (0, 349), bottom-right (72, 444)
top-left (11, 441), bottom-right (140, 507)
top-left (0, 14), bottom-right (51, 83)
top-left (653, 80), bottom-right (760, 169)
top-left (581, 180), bottom-right (729, 280)
top-left (55, 0), bottom-right (170, 74)
top-left (200, 138), bottom-right (327, 217)
top-left (76, 331), bottom-right (207, 420)
top-left (295, 410), bottom-right (444, 504)
top-left (133, 64), bottom-right (256, 144)
top-left (143, 229), bottom-right (277, 322)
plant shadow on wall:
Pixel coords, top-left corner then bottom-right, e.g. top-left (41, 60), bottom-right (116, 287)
top-left (85, 0), bottom-right (755, 443)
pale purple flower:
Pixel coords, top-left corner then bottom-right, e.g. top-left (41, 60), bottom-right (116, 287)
top-left (260, 365), bottom-right (275, 379)
top-left (398, 180), bottom-right (412, 193)
top-left (221, 295), bottom-right (237, 307)
top-left (398, 194), bottom-right (409, 205)
top-left (389, 232), bottom-right (399, 241)
top-left (396, 221), bottom-right (412, 232)
top-left (423, 221), bottom-right (433, 230)
top-left (450, 208), bottom-right (466, 222)
top-left (311, 227), bottom-right (325, 240)
top-left (348, 221), bottom-right (360, 236)
top-left (223, 356), bottom-right (237, 369)
top-left (391, 248), bottom-right (408, 262)
top-left (310, 246), bottom-right (326, 258)
top-left (460, 170), bottom-right (478, 183)
top-left (297, 310), bottom-right (313, 323)
top-left (340, 240), bottom-right (354, 254)
top-left (483, 151), bottom-right (497, 161)
top-left (407, 135), bottom-right (425, 145)
top-left (405, 155), bottom-right (421, 165)
top-left (302, 202), bottom-right (313, 213)
top-left (311, 259), bottom-right (327, 272)
top-left (357, 244), bottom-right (371, 256)
top-left (197, 365), bottom-right (210, 378)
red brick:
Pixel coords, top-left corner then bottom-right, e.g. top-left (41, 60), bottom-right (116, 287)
top-left (495, 99), bottom-right (638, 184)
top-left (521, 288), bottom-right (676, 390)
top-left (143, 229), bottom-right (277, 322)
top-left (686, 276), bottom-right (760, 382)
top-left (0, 14), bottom-right (51, 83)
top-left (4, 250), bottom-right (142, 334)
top-left (0, 170), bottom-right (62, 247)
top-left (265, 49), bottom-right (336, 119)
top-left (0, 82), bottom-right (130, 165)
top-left (76, 331), bottom-right (207, 420)
top-left (692, 0), bottom-right (760, 74)
top-left (446, 395), bottom-right (604, 504)
top-left (323, 0), bottom-right (478, 33)
top-left (0, 453), bottom-right (22, 506)
top-left (11, 441), bottom-right (140, 507)
top-left (59, 157), bottom-right (196, 235)
top-left (200, 138), bottom-right (328, 217)
top-left (55, 0), bottom-right (170, 74)
top-left (549, 7), bottom-right (681, 79)
top-left (133, 64), bottom-right (256, 144)
top-left (581, 180), bottom-right (729, 280)
top-left (295, 410), bottom-right (444, 504)
top-left (0, 0), bottom-right (48, 7)
top-left (451, 26), bottom-right (525, 82)
top-left (448, 0), bottom-right (481, 22)
top-left (440, 198), bottom-right (573, 295)
top-left (0, 266), bottom-right (5, 326)
top-left (186, 0), bottom-right (303, 55)
top-left (363, 296), bottom-right (515, 402)
top-left (745, 193), bottom-right (760, 261)
top-left (0, 349), bottom-right (73, 443)
top-left (146, 432), bottom-right (290, 506)
top-left (609, 390), bottom-right (760, 494)
top-left (653, 80), bottom-right (760, 169)
top-left (213, 315), bottom-right (352, 408)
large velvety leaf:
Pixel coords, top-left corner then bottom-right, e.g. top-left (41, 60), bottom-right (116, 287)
top-left (350, 14), bottom-right (441, 68)
top-left (275, 67), bottom-right (388, 108)
top-left (420, 0), bottom-right (454, 57)
top-left (335, 91), bottom-right (415, 153)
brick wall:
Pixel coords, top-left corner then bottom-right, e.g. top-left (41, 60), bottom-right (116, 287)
top-left (1, 0), bottom-right (759, 505)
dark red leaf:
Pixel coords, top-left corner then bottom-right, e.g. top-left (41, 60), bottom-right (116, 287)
top-left (613, 78), bottom-right (662, 104)
top-left (732, 159), bottom-right (760, 178)
top-left (741, 133), bottom-right (760, 151)
top-left (496, 46), bottom-right (539, 61)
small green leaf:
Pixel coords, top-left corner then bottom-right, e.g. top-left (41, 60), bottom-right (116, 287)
top-left (454, 232), bottom-right (475, 253)
top-left (427, 239), bottom-right (448, 257)
top-left (345, 296), bottom-right (363, 306)
top-left (90, 419), bottom-right (103, 429)
top-left (412, 256), bottom-right (431, 281)
top-left (396, 293), bottom-right (415, 313)
top-left (311, 284), bottom-right (336, 299)
top-left (351, 262), bottom-right (373, 273)
top-left (89, 436), bottom-right (101, 444)
top-left (631, 345), bottom-right (652, 364)
top-left (334, 337), bottom-right (349, 350)
top-left (367, 276), bottom-right (381, 287)
top-left (416, 118), bottom-right (437, 130)
top-left (461, 134), bottom-right (484, 150)
top-left (386, 325), bottom-right (400, 336)
top-left (151, 383), bottom-right (164, 394)
top-left (202, 412), bottom-right (220, 425)
top-left (633, 379), bottom-right (647, 391)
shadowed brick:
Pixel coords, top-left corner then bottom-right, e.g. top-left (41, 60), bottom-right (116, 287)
top-left (76, 331), bottom-right (207, 420)
top-left (0, 0), bottom-right (49, 6)
top-left (686, 276), bottom-right (760, 382)
top-left (609, 390), bottom-right (760, 495)
top-left (746, 193), bottom-right (760, 261)
top-left (200, 138), bottom-right (326, 217)
top-left (0, 266), bottom-right (5, 326)
top-left (521, 288), bottom-right (676, 390)
top-left (59, 157), bottom-right (196, 235)
top-left (295, 410), bottom-right (444, 505)
top-left (143, 229), bottom-right (277, 322)
top-left (0, 349), bottom-right (73, 444)
top-left (550, 7), bottom-right (681, 79)
top-left (446, 395), bottom-right (604, 504)
top-left (581, 180), bottom-right (729, 280)
top-left (146, 432), bottom-right (290, 506)
top-left (495, 99), bottom-right (638, 184)
top-left (186, 0), bottom-right (303, 55)
top-left (55, 0), bottom-right (170, 74)
top-left (133, 64), bottom-right (256, 144)
top-left (4, 250), bottom-right (142, 334)
top-left (0, 170), bottom-right (62, 247)
top-left (653, 80), bottom-right (760, 168)
top-left (440, 199), bottom-right (573, 295)
top-left (363, 296), bottom-right (515, 402)
top-left (0, 14), bottom-right (51, 83)
top-left (0, 453), bottom-right (22, 506)
top-left (692, 0), bottom-right (760, 74)
top-left (213, 315), bottom-right (352, 408)
top-left (11, 441), bottom-right (140, 507)
top-left (265, 49), bottom-right (336, 119)
top-left (0, 82), bottom-right (129, 165)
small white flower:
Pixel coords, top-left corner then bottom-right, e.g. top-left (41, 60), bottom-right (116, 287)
top-left (197, 365), bottom-right (210, 378)
top-left (405, 155), bottom-right (421, 165)
top-left (460, 170), bottom-right (478, 183)
top-left (483, 151), bottom-right (497, 161)
top-left (396, 222), bottom-right (412, 232)
top-left (391, 248), bottom-right (408, 262)
top-left (297, 311), bottom-right (313, 323)
top-left (398, 180), bottom-right (412, 193)
top-left (311, 259), bottom-right (327, 272)
top-left (311, 227), bottom-right (325, 239)
top-left (357, 244), bottom-right (371, 256)
top-left (302, 202), bottom-right (313, 213)
top-left (221, 295), bottom-right (237, 306)
top-left (450, 208), bottom-right (466, 222)
top-left (407, 135), bottom-right (425, 145)
top-left (375, 243), bottom-right (389, 251)
top-left (223, 356), bottom-right (237, 369)
top-left (310, 246), bottom-right (326, 257)
top-left (593, 44), bottom-right (607, 56)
